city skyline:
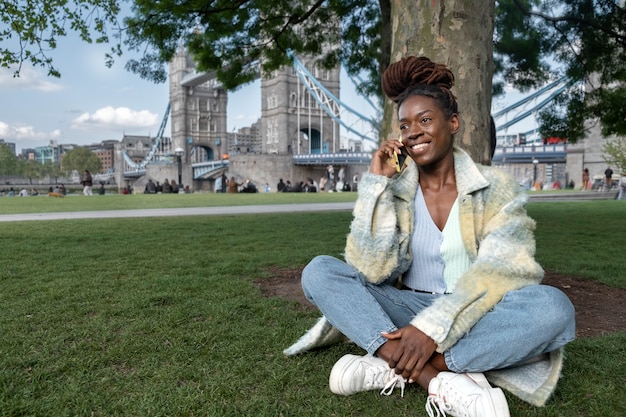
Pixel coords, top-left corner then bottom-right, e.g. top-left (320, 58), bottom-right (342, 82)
top-left (0, 33), bottom-right (534, 155)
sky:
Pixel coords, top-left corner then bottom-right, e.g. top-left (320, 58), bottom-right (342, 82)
top-left (0, 33), bottom-right (383, 154)
top-left (0, 32), bottom-right (536, 154)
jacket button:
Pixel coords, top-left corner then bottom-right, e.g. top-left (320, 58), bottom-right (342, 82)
top-left (436, 326), bottom-right (445, 334)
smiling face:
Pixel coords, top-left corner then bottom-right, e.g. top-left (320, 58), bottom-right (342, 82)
top-left (398, 95), bottom-right (459, 169)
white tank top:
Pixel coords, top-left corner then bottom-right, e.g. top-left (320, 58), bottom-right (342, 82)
top-left (402, 187), bottom-right (471, 293)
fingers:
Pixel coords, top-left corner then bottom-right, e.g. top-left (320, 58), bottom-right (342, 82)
top-left (370, 139), bottom-right (405, 177)
top-left (377, 138), bottom-right (404, 157)
top-left (382, 326), bottom-right (437, 382)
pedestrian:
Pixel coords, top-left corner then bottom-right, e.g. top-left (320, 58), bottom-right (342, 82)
top-left (618, 171), bottom-right (626, 200)
top-left (604, 166), bottom-right (614, 190)
top-left (277, 178), bottom-right (286, 192)
top-left (227, 177), bottom-right (240, 193)
top-left (581, 168), bottom-right (589, 190)
top-left (82, 170), bottom-right (93, 195)
top-left (285, 56), bottom-right (575, 417)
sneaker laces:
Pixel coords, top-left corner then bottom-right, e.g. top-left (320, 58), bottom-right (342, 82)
top-left (362, 364), bottom-right (406, 397)
top-left (425, 379), bottom-right (471, 417)
top-left (380, 374), bottom-right (406, 397)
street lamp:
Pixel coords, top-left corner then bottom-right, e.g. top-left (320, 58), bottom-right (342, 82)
top-left (532, 158), bottom-right (539, 190)
top-left (175, 147), bottom-right (184, 192)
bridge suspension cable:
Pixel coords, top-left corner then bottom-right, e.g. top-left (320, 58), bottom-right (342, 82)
top-left (287, 50), bottom-right (379, 145)
top-left (493, 77), bottom-right (577, 133)
top-left (121, 103), bottom-right (171, 171)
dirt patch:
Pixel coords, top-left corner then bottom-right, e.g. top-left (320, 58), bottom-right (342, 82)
top-left (255, 267), bottom-right (626, 339)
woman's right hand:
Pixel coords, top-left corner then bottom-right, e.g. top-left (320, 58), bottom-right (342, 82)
top-left (370, 139), bottom-right (405, 178)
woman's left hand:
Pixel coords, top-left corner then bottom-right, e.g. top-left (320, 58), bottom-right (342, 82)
top-left (382, 325), bottom-right (437, 383)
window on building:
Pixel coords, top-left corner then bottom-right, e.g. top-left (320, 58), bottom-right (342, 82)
top-left (267, 94), bottom-right (278, 109)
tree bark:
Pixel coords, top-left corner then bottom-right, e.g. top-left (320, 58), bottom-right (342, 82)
top-left (383, 0), bottom-right (495, 163)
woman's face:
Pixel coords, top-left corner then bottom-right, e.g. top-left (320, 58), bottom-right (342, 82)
top-left (398, 95), bottom-right (459, 168)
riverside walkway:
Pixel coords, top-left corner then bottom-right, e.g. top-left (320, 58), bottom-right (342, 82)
top-left (0, 202), bottom-right (356, 222)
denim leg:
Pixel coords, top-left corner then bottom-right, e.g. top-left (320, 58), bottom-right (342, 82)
top-left (445, 285), bottom-right (576, 373)
top-left (301, 255), bottom-right (437, 355)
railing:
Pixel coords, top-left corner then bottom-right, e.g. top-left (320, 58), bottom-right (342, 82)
top-left (292, 152), bottom-right (372, 165)
top-left (192, 160), bottom-right (229, 179)
top-left (492, 144), bottom-right (567, 163)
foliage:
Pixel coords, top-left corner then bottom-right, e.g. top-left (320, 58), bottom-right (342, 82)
top-left (602, 137), bottom-right (626, 174)
top-left (502, 0), bottom-right (626, 142)
top-left (0, 0), bottom-right (123, 77)
top-left (42, 160), bottom-right (64, 183)
top-left (123, 0), bottom-right (379, 92)
top-left (125, 0), bottom-right (626, 143)
top-left (2, 1), bottom-right (625, 143)
top-left (20, 159), bottom-right (42, 184)
top-left (0, 143), bottom-right (18, 175)
top-left (60, 146), bottom-right (102, 176)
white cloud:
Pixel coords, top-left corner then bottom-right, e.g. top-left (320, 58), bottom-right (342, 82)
top-left (0, 66), bottom-right (65, 92)
top-left (0, 120), bottom-right (61, 141)
top-left (71, 106), bottom-right (159, 130)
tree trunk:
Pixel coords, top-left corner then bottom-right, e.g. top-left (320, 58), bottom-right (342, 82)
top-left (383, 0), bottom-right (495, 163)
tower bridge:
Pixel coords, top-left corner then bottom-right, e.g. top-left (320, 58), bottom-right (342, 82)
top-left (115, 45), bottom-right (378, 191)
top-left (113, 45), bottom-right (579, 192)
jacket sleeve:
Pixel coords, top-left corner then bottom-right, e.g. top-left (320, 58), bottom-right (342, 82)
top-left (410, 174), bottom-right (544, 352)
top-left (344, 172), bottom-right (412, 284)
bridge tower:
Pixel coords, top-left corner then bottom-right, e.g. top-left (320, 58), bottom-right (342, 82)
top-left (260, 58), bottom-right (341, 156)
top-left (169, 45), bottom-right (229, 186)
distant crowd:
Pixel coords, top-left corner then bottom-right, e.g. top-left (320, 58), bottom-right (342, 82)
top-left (143, 178), bottom-right (191, 194)
top-left (214, 165), bottom-right (360, 195)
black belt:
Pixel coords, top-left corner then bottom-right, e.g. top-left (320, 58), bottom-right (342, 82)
top-left (401, 284), bottom-right (439, 294)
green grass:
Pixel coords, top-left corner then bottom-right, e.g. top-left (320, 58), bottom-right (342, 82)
top-left (528, 201), bottom-right (625, 288)
top-left (0, 200), bottom-right (624, 416)
top-left (0, 192), bottom-right (358, 214)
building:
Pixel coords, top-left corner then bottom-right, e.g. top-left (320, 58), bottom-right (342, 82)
top-left (228, 120), bottom-right (262, 156)
top-left (87, 140), bottom-right (117, 173)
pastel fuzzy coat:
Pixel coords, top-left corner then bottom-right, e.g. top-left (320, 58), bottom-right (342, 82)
top-left (285, 147), bottom-right (565, 406)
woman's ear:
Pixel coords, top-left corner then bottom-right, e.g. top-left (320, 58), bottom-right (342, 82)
top-left (450, 114), bottom-right (460, 134)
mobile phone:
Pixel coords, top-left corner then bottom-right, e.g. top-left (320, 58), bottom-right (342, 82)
top-left (394, 146), bottom-right (409, 172)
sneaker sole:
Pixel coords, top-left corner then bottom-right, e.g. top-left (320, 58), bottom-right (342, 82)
top-left (329, 354), bottom-right (361, 395)
top-left (481, 386), bottom-right (510, 417)
top-left (466, 373), bottom-right (510, 417)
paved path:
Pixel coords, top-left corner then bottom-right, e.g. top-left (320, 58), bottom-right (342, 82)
top-left (0, 202), bottom-right (356, 222)
top-left (1, 191), bottom-right (618, 222)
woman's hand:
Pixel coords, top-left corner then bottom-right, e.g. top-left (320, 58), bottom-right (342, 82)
top-left (370, 139), bottom-right (405, 178)
top-left (382, 325), bottom-right (437, 383)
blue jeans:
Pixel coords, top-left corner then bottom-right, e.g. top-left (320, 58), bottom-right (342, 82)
top-left (302, 255), bottom-right (576, 373)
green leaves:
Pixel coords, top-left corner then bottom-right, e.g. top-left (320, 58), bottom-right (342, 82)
top-left (0, 0), bottom-right (122, 77)
top-left (60, 146), bottom-right (102, 176)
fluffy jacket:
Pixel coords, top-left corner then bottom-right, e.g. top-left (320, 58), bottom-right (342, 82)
top-left (284, 147), bottom-right (564, 407)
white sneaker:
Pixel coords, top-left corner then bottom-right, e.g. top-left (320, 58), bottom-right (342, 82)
top-left (329, 354), bottom-right (406, 396)
top-left (426, 372), bottom-right (510, 417)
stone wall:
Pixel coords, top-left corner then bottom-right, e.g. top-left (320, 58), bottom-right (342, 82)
top-left (226, 154), bottom-right (368, 193)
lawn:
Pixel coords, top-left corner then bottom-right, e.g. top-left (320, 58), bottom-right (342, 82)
top-left (0, 197), bottom-right (624, 416)
top-left (0, 191), bottom-right (358, 215)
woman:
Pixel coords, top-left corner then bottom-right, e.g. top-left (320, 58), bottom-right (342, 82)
top-left (285, 57), bottom-right (575, 417)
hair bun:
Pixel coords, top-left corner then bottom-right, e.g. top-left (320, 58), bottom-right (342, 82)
top-left (382, 56), bottom-right (455, 102)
